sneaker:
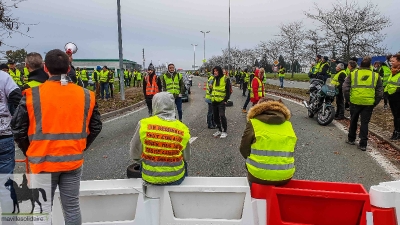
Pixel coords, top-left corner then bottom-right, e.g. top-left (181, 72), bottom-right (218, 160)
top-left (220, 132), bottom-right (227, 138)
top-left (242, 109), bottom-right (247, 113)
top-left (208, 126), bottom-right (217, 129)
top-left (345, 140), bottom-right (355, 145)
top-left (345, 107), bottom-right (350, 111)
top-left (213, 131), bottom-right (222, 137)
top-left (358, 145), bottom-right (367, 151)
top-left (390, 131), bottom-right (399, 140)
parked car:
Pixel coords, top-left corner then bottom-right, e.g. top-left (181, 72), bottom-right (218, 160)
top-left (181, 73), bottom-right (191, 102)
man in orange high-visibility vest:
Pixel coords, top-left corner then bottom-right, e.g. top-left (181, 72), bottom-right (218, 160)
top-left (143, 63), bottom-right (161, 116)
top-left (11, 49), bottom-right (102, 224)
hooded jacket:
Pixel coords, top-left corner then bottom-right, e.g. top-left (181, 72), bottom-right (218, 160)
top-left (240, 99), bottom-right (293, 184)
top-left (21, 68), bottom-right (49, 91)
top-left (130, 92), bottom-right (191, 161)
top-left (250, 69), bottom-right (264, 103)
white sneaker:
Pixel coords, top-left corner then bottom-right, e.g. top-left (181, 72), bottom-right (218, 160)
top-left (213, 131), bottom-right (222, 137)
top-left (220, 132), bottom-right (227, 138)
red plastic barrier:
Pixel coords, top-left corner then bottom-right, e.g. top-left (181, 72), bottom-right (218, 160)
top-left (251, 179), bottom-right (372, 225)
top-left (371, 206), bottom-right (397, 225)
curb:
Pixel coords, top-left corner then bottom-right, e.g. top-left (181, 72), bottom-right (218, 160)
top-left (101, 100), bottom-right (146, 121)
top-left (266, 89), bottom-right (400, 152)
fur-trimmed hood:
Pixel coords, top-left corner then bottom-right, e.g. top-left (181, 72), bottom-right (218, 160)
top-left (246, 100), bottom-right (291, 124)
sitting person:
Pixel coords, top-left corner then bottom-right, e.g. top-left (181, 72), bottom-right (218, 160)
top-left (130, 92), bottom-right (191, 185)
top-left (240, 97), bottom-right (297, 186)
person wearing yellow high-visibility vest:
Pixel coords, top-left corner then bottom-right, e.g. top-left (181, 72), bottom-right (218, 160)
top-left (331, 63), bottom-right (347, 120)
top-left (123, 68), bottom-right (130, 87)
top-left (210, 66), bottom-right (231, 138)
top-left (278, 65), bottom-right (285, 89)
top-left (8, 60), bottom-right (23, 87)
top-left (343, 57), bottom-right (383, 151)
top-left (380, 56), bottom-right (392, 109)
top-left (129, 92), bottom-right (191, 185)
top-left (243, 70), bottom-right (250, 96)
top-left (136, 70), bottom-right (142, 87)
top-left (99, 66), bottom-right (111, 100)
top-left (108, 69), bottom-right (115, 98)
top-left (240, 97), bottom-right (297, 186)
top-left (80, 67), bottom-right (89, 88)
top-left (23, 66), bottom-right (29, 82)
top-left (21, 52), bottom-right (48, 91)
top-left (384, 54), bottom-right (400, 140)
top-left (75, 67), bottom-right (81, 84)
top-left (250, 68), bottom-right (265, 105)
top-left (132, 69), bottom-right (138, 87)
top-left (160, 63), bottom-right (185, 121)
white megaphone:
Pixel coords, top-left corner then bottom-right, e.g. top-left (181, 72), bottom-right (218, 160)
top-left (64, 42), bottom-right (77, 56)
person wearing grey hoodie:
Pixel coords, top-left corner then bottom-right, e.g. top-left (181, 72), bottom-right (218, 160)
top-left (130, 92), bottom-right (191, 185)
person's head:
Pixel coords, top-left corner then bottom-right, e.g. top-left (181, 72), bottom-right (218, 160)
top-left (387, 55), bottom-right (393, 62)
top-left (152, 92), bottom-right (176, 118)
top-left (348, 60), bottom-right (357, 71)
top-left (390, 54), bottom-right (400, 69)
top-left (360, 56), bottom-right (372, 68)
top-left (254, 69), bottom-right (260, 78)
top-left (102, 66), bottom-right (108, 71)
top-left (336, 63), bottom-right (344, 72)
top-left (76, 67), bottom-right (80, 71)
top-left (259, 68), bottom-right (265, 75)
top-left (8, 60), bottom-right (16, 70)
top-left (148, 63), bottom-right (155, 75)
top-left (0, 64), bottom-right (9, 72)
top-left (247, 97), bottom-right (291, 121)
top-left (83, 67), bottom-right (86, 70)
top-left (279, 65), bottom-right (283, 69)
top-left (316, 54), bottom-right (322, 61)
top-left (373, 61), bottom-right (381, 69)
top-left (223, 69), bottom-right (228, 76)
top-left (96, 65), bottom-right (101, 71)
top-left (25, 52), bottom-right (43, 72)
top-left (168, 63), bottom-right (175, 73)
top-left (44, 49), bottom-right (69, 76)
top-left (213, 66), bottom-right (223, 77)
top-left (323, 56), bottom-right (329, 62)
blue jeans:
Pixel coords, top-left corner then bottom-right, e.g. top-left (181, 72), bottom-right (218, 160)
top-left (0, 136), bottom-right (15, 175)
top-left (243, 90), bottom-right (251, 110)
top-left (279, 77), bottom-right (284, 88)
top-left (175, 97), bottom-right (183, 120)
top-left (100, 82), bottom-right (110, 99)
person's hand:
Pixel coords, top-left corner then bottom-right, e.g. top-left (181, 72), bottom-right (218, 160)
top-left (179, 94), bottom-right (182, 97)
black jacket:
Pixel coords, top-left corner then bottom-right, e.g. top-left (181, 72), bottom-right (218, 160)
top-left (10, 80), bottom-right (102, 156)
top-left (143, 73), bottom-right (162, 99)
top-left (21, 68), bottom-right (49, 91)
top-left (68, 64), bottom-right (83, 87)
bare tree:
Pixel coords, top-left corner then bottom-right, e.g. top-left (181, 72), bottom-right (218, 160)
top-left (257, 39), bottom-right (281, 63)
top-left (305, 1), bottom-right (391, 61)
top-left (304, 29), bottom-right (325, 63)
top-left (278, 21), bottom-right (305, 78)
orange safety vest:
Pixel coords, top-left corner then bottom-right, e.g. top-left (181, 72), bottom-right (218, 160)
top-left (24, 80), bottom-right (95, 174)
top-left (145, 75), bottom-right (159, 96)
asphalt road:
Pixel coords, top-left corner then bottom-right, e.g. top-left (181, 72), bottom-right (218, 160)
top-left (14, 76), bottom-right (394, 190)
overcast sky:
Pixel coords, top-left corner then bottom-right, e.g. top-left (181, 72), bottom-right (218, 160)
top-left (1, 0), bottom-right (399, 69)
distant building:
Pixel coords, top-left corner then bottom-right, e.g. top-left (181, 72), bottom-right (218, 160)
top-left (72, 59), bottom-right (138, 73)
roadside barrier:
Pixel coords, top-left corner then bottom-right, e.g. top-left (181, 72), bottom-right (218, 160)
top-left (370, 180), bottom-right (400, 225)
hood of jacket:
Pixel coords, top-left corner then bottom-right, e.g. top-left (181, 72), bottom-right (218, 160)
top-left (247, 100), bottom-right (290, 124)
top-left (153, 92), bottom-right (176, 121)
top-left (28, 68), bottom-right (48, 83)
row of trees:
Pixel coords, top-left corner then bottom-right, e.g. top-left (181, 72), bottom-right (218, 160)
top-left (203, 1), bottom-right (392, 77)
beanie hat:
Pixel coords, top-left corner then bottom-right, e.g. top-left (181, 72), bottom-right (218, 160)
top-left (96, 65), bottom-right (101, 70)
top-left (148, 63), bottom-right (155, 71)
top-left (323, 56), bottom-right (329, 61)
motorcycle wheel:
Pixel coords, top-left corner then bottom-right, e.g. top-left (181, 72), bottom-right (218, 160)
top-left (317, 106), bottom-right (335, 126)
top-left (308, 109), bottom-right (314, 118)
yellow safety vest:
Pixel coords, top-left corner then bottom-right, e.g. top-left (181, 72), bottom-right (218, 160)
top-left (244, 73), bottom-right (250, 83)
top-left (25, 80), bottom-right (42, 88)
top-left (278, 68), bottom-right (285, 77)
top-left (81, 70), bottom-right (88, 81)
top-left (24, 67), bottom-right (29, 81)
top-left (246, 119), bottom-right (297, 181)
top-left (136, 72), bottom-right (142, 81)
top-left (314, 61), bottom-right (322, 74)
top-left (9, 69), bottom-right (23, 86)
top-left (99, 70), bottom-right (109, 83)
top-left (211, 76), bottom-right (226, 102)
top-left (139, 116), bottom-right (190, 184)
top-left (163, 73), bottom-right (181, 95)
top-left (384, 72), bottom-right (400, 95)
top-left (124, 70), bottom-right (129, 78)
top-left (350, 69), bottom-right (377, 106)
top-left (109, 71), bottom-right (114, 83)
top-left (381, 65), bottom-right (392, 87)
top-left (331, 70), bottom-right (346, 87)
top-left (250, 77), bottom-right (263, 98)
top-left (205, 76), bottom-right (214, 100)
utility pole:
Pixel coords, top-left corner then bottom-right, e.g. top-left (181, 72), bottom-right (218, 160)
top-left (200, 31), bottom-right (210, 63)
top-left (191, 44), bottom-right (198, 70)
top-left (117, 0), bottom-right (125, 100)
top-left (142, 49), bottom-right (145, 71)
top-left (228, 0), bottom-right (231, 76)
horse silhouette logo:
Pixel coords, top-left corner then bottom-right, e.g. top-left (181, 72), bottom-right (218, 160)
top-left (4, 174), bottom-right (47, 214)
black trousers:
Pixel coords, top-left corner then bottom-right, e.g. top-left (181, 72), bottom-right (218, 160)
top-left (348, 104), bottom-right (374, 147)
top-left (335, 89), bottom-right (344, 118)
top-left (384, 92), bottom-right (388, 106)
top-left (388, 92), bottom-right (400, 132)
top-left (212, 102), bottom-right (227, 132)
top-left (145, 97), bottom-right (153, 115)
top-left (242, 82), bottom-right (248, 96)
top-left (109, 83), bottom-right (114, 98)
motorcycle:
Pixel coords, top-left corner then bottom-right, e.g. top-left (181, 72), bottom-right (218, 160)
top-left (303, 78), bottom-right (337, 126)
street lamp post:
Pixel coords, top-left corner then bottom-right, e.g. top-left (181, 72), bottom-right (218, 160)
top-left (191, 44), bottom-right (198, 70)
top-left (228, 0), bottom-right (231, 76)
top-left (116, 0), bottom-right (125, 100)
top-left (200, 31), bottom-right (210, 63)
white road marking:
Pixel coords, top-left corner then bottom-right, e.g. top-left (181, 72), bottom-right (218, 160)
top-left (104, 107), bottom-right (146, 124)
top-left (189, 137), bottom-right (198, 144)
top-left (268, 92), bottom-right (400, 180)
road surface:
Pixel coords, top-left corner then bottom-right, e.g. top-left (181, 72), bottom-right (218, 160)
top-left (14, 76), bottom-right (395, 190)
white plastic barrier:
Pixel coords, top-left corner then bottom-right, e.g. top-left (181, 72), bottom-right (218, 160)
top-left (370, 180), bottom-right (400, 223)
top-left (52, 179), bottom-right (152, 225)
top-left (52, 177), bottom-right (266, 225)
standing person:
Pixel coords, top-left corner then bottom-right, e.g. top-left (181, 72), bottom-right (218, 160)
top-left (66, 51), bottom-right (83, 87)
top-left (143, 63), bottom-right (160, 116)
top-left (133, 69), bottom-right (137, 87)
top-left (343, 56), bottom-right (383, 151)
top-left (21, 52), bottom-right (49, 91)
top-left (128, 69), bottom-right (132, 87)
top-left (205, 73), bottom-right (217, 128)
top-left (0, 64), bottom-right (8, 72)
top-left (242, 71), bottom-right (255, 113)
top-left (331, 63), bottom-right (347, 120)
top-left (380, 57), bottom-right (392, 109)
top-left (129, 92), bottom-right (190, 185)
top-left (240, 97), bottom-right (297, 186)
top-left (93, 65), bottom-right (101, 98)
top-left (211, 66), bottom-right (231, 138)
top-left (136, 70), bottom-right (142, 87)
top-left (384, 54), bottom-right (400, 140)
top-left (250, 68), bottom-right (265, 105)
top-left (108, 69), bottom-right (115, 98)
top-left (80, 67), bottom-right (89, 88)
top-left (124, 68), bottom-right (130, 87)
top-left (160, 63), bottom-right (185, 121)
top-left (317, 56), bottom-right (331, 82)
top-left (99, 66), bottom-right (111, 100)
top-left (243, 69), bottom-right (250, 96)
top-left (8, 60), bottom-right (23, 88)
top-left (11, 49), bottom-right (102, 224)
top-left (278, 65), bottom-right (285, 89)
